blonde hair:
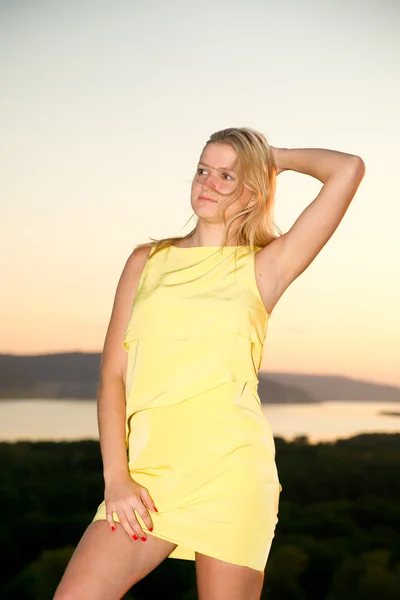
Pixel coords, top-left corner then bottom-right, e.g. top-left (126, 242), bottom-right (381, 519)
top-left (135, 126), bottom-right (282, 258)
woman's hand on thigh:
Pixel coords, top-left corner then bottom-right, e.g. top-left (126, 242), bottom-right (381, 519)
top-left (104, 475), bottom-right (158, 541)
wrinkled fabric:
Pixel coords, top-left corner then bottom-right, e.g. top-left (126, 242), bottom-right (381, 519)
top-left (92, 245), bottom-right (282, 571)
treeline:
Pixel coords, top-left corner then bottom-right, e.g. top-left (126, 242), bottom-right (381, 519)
top-left (0, 433), bottom-right (399, 599)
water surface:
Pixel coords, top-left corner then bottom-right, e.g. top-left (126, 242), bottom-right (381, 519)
top-left (1, 399), bottom-right (399, 443)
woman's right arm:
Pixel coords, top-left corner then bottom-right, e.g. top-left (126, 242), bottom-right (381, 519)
top-left (97, 244), bottom-right (157, 538)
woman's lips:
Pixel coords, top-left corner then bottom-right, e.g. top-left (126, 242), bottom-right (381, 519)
top-left (199, 196), bottom-right (217, 202)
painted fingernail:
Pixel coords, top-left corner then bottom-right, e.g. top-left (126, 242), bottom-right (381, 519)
top-left (132, 534), bottom-right (138, 540)
top-left (154, 507), bottom-right (159, 512)
top-left (141, 536), bottom-right (147, 542)
top-left (149, 527), bottom-right (153, 531)
top-left (111, 526), bottom-right (116, 531)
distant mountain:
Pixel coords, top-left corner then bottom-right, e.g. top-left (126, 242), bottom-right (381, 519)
top-left (264, 372), bottom-right (400, 402)
top-left (0, 353), bottom-right (100, 400)
top-left (0, 353), bottom-right (399, 403)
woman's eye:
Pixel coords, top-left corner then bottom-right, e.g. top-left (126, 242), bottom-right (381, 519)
top-left (196, 168), bottom-right (232, 180)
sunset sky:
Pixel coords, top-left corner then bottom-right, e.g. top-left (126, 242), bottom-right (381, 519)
top-left (1, 0), bottom-right (399, 387)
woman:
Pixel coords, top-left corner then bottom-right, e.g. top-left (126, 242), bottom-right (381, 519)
top-left (54, 127), bottom-right (365, 600)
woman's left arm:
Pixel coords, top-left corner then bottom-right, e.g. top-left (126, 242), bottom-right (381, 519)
top-left (270, 147), bottom-right (366, 286)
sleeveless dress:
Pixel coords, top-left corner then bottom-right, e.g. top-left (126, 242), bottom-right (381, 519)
top-left (92, 243), bottom-right (282, 571)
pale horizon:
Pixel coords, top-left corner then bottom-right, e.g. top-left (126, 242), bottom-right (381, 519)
top-left (2, 1), bottom-right (399, 388)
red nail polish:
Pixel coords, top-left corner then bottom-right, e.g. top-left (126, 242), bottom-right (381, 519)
top-left (154, 507), bottom-right (159, 512)
top-left (141, 536), bottom-right (147, 542)
top-left (132, 534), bottom-right (138, 540)
top-left (149, 527), bottom-right (153, 531)
top-left (111, 526), bottom-right (116, 531)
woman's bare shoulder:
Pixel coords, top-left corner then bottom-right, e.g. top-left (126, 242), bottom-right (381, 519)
top-left (100, 243), bottom-right (156, 380)
top-left (126, 243), bottom-right (155, 271)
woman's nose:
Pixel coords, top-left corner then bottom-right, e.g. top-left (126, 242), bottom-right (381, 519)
top-left (203, 173), bottom-right (218, 188)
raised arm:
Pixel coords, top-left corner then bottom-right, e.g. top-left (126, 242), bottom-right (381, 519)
top-left (256, 147), bottom-right (366, 313)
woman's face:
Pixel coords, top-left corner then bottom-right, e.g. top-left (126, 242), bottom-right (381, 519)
top-left (191, 143), bottom-right (252, 223)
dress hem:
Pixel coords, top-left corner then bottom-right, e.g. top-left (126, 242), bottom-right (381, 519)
top-left (144, 528), bottom-right (270, 572)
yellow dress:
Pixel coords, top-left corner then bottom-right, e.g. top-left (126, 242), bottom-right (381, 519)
top-left (92, 243), bottom-right (282, 571)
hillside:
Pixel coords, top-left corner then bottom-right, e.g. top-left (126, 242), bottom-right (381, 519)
top-left (0, 353), bottom-right (399, 403)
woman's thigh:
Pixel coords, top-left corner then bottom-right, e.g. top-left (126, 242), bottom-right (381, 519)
top-left (195, 552), bottom-right (264, 600)
top-left (54, 520), bottom-right (177, 600)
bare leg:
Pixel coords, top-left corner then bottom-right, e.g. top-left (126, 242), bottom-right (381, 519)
top-left (195, 552), bottom-right (264, 600)
top-left (54, 521), bottom-right (177, 600)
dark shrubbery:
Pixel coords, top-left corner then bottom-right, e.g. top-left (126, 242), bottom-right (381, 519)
top-left (1, 434), bottom-right (399, 599)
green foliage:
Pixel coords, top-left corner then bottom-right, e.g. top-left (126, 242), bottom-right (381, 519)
top-left (1, 433), bottom-right (399, 599)
top-left (3, 547), bottom-right (74, 600)
top-left (330, 549), bottom-right (400, 600)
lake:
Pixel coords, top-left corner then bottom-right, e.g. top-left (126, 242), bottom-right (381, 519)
top-left (1, 399), bottom-right (399, 443)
